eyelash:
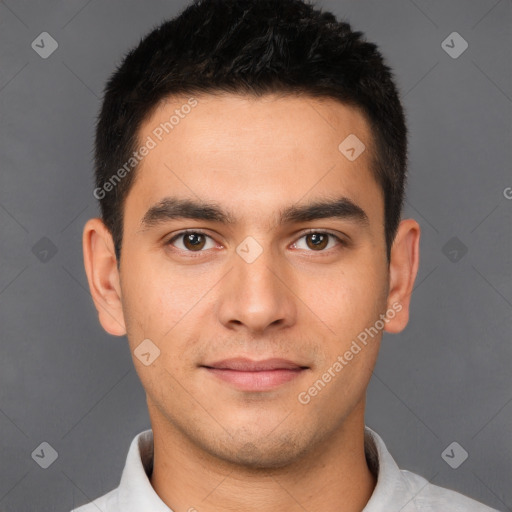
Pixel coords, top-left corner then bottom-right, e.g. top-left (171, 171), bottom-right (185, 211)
top-left (165, 229), bottom-right (347, 254)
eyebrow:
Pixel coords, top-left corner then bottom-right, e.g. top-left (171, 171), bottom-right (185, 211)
top-left (139, 196), bottom-right (369, 230)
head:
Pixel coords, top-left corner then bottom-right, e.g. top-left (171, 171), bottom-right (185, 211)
top-left (84, 0), bottom-right (420, 469)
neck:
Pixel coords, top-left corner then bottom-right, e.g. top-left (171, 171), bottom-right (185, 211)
top-left (148, 401), bottom-right (376, 512)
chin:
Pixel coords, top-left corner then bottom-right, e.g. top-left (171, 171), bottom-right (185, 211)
top-left (206, 431), bottom-right (310, 470)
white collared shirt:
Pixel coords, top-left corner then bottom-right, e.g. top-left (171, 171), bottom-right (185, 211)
top-left (71, 426), bottom-right (499, 511)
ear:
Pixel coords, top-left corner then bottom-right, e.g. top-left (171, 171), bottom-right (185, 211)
top-left (384, 218), bottom-right (421, 333)
top-left (82, 218), bottom-right (127, 336)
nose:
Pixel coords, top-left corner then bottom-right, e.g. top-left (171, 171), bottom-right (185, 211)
top-left (216, 243), bottom-right (297, 334)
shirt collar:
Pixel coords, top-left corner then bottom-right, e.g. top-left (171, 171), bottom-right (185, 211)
top-left (116, 426), bottom-right (415, 511)
top-left (363, 427), bottom-right (419, 511)
top-left (117, 429), bottom-right (171, 511)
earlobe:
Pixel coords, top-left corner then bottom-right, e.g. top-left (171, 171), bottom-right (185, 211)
top-left (82, 218), bottom-right (127, 336)
top-left (384, 218), bottom-right (421, 334)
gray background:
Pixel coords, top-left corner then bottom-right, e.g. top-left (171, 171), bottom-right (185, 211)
top-left (0, 0), bottom-right (510, 511)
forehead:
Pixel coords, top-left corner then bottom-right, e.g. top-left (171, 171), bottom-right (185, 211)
top-left (125, 93), bottom-right (382, 230)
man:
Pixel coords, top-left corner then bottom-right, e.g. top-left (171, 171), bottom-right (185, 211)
top-left (75, 0), bottom-right (499, 510)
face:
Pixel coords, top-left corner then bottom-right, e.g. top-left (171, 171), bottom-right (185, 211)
top-left (84, 93), bottom-right (419, 469)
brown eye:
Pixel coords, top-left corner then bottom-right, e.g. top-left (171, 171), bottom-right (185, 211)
top-left (292, 231), bottom-right (343, 252)
top-left (305, 233), bottom-right (329, 250)
top-left (168, 231), bottom-right (215, 252)
top-left (183, 232), bottom-right (206, 251)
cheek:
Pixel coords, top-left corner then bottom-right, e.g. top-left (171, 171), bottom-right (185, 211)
top-left (120, 267), bottom-right (201, 401)
top-left (120, 261), bottom-right (215, 382)
top-left (307, 277), bottom-right (384, 402)
top-left (121, 257), bottom-right (197, 337)
top-left (312, 262), bottom-right (386, 337)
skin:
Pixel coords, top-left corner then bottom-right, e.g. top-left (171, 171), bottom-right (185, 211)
top-left (83, 93), bottom-right (420, 512)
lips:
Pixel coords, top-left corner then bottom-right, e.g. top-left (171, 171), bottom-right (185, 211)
top-left (203, 357), bottom-right (306, 371)
top-left (201, 358), bottom-right (308, 391)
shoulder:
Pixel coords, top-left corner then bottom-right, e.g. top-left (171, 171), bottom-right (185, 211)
top-left (70, 487), bottom-right (118, 512)
top-left (400, 469), bottom-right (501, 512)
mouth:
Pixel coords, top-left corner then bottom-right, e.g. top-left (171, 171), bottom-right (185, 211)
top-left (200, 358), bottom-right (309, 392)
